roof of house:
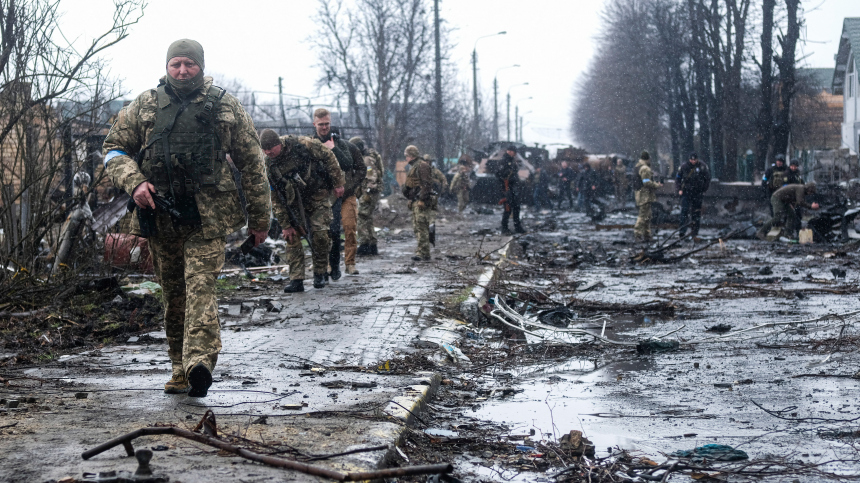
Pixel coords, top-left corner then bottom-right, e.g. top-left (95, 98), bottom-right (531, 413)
top-left (833, 18), bottom-right (860, 94)
top-left (800, 68), bottom-right (836, 92)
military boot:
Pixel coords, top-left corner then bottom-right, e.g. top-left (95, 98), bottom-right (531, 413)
top-left (501, 226), bottom-right (512, 235)
top-left (346, 264), bottom-right (359, 275)
top-left (329, 266), bottom-right (342, 281)
top-left (283, 279), bottom-right (304, 293)
top-left (514, 224), bottom-right (526, 234)
top-left (187, 363), bottom-right (212, 398)
top-left (356, 244), bottom-right (371, 256)
top-left (370, 244), bottom-right (378, 255)
top-left (164, 372), bottom-right (189, 394)
top-left (313, 273), bottom-right (327, 288)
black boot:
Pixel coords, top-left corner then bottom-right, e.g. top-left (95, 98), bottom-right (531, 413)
top-left (283, 279), bottom-right (304, 293)
top-left (357, 244), bottom-right (371, 256)
top-left (329, 267), bottom-right (342, 281)
top-left (313, 273), bottom-right (326, 288)
top-left (515, 225), bottom-right (526, 234)
top-left (501, 225), bottom-right (512, 235)
top-left (187, 363), bottom-right (212, 398)
top-left (370, 244), bottom-right (378, 255)
top-left (329, 236), bottom-right (341, 280)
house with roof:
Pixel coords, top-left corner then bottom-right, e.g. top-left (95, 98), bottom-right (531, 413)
top-left (833, 18), bottom-right (860, 154)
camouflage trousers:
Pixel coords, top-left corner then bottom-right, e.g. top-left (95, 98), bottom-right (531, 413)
top-left (411, 202), bottom-right (432, 258)
top-left (342, 195), bottom-right (357, 265)
top-left (634, 202), bottom-right (652, 240)
top-left (358, 191), bottom-right (380, 246)
top-left (287, 197), bottom-right (333, 280)
top-left (148, 228), bottom-right (224, 378)
top-left (457, 191), bottom-right (469, 213)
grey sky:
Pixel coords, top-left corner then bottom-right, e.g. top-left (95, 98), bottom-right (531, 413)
top-left (66, 0), bottom-right (858, 153)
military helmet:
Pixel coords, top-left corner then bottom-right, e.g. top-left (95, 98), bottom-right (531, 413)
top-left (348, 136), bottom-right (366, 153)
top-left (775, 153), bottom-right (786, 162)
top-left (640, 151), bottom-right (650, 161)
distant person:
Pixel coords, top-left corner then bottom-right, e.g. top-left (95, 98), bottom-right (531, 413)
top-left (557, 161), bottom-right (575, 210)
top-left (450, 163), bottom-right (472, 213)
top-left (757, 182), bottom-right (820, 241)
top-left (497, 145), bottom-right (525, 234)
top-left (402, 145), bottom-right (435, 261)
top-left (532, 166), bottom-right (551, 210)
top-left (633, 151), bottom-right (662, 242)
top-left (762, 154), bottom-right (789, 214)
top-left (577, 162), bottom-right (600, 218)
top-left (353, 137), bottom-right (385, 257)
top-left (676, 152), bottom-right (710, 240)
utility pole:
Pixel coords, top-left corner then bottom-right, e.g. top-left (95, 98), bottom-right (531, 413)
top-left (434, 0), bottom-right (443, 162)
top-left (472, 49), bottom-right (479, 139)
top-left (278, 77), bottom-right (288, 131)
top-left (493, 78), bottom-right (498, 142)
top-left (506, 92), bottom-right (511, 142)
top-left (515, 104), bottom-right (518, 142)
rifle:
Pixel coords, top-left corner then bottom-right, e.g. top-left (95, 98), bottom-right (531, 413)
top-left (498, 179), bottom-right (511, 212)
top-left (126, 192), bottom-right (185, 238)
top-left (270, 174), bottom-right (315, 258)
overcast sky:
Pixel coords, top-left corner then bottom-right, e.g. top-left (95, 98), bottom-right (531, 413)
top-left (64, 0), bottom-right (858, 153)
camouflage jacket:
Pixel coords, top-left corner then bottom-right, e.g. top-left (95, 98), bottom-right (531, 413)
top-left (431, 166), bottom-right (448, 195)
top-left (403, 158), bottom-right (434, 203)
top-left (267, 135), bottom-right (345, 230)
top-left (450, 170), bottom-right (470, 193)
top-left (313, 134), bottom-right (366, 198)
top-left (103, 76), bottom-right (271, 239)
top-left (361, 149), bottom-right (385, 194)
top-left (634, 159), bottom-right (659, 205)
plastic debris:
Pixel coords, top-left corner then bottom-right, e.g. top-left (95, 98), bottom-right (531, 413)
top-left (670, 444), bottom-right (749, 462)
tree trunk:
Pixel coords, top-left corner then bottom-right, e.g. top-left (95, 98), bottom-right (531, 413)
top-left (755, 0), bottom-right (775, 171)
top-left (772, 0), bottom-right (800, 157)
top-left (689, 0), bottom-right (712, 167)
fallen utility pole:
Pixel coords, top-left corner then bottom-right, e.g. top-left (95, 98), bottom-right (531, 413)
top-left (82, 426), bottom-right (453, 481)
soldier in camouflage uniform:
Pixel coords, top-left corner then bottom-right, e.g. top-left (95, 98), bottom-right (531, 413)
top-left (402, 146), bottom-right (435, 261)
top-left (450, 164), bottom-right (471, 213)
top-left (633, 151), bottom-right (661, 242)
top-left (352, 137), bottom-right (384, 257)
top-left (260, 130), bottom-right (345, 291)
top-left (426, 154), bottom-right (448, 225)
top-left (103, 40), bottom-right (272, 397)
top-left (311, 109), bottom-right (366, 277)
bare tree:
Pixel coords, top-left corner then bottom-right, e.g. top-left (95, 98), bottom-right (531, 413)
top-left (772, 0), bottom-right (801, 157)
top-left (754, 0), bottom-right (776, 170)
top-left (0, 0), bottom-right (145, 282)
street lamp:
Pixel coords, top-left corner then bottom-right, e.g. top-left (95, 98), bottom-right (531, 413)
top-left (493, 64), bottom-right (519, 142)
top-left (507, 83), bottom-right (528, 142)
top-left (515, 97), bottom-right (532, 142)
top-left (472, 31), bottom-right (506, 139)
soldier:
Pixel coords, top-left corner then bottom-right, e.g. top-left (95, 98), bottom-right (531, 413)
top-left (402, 145), bottom-right (435, 261)
top-left (787, 159), bottom-right (803, 184)
top-left (577, 162), bottom-right (599, 217)
top-left (757, 182), bottom-right (820, 240)
top-left (531, 166), bottom-right (550, 211)
top-left (676, 152), bottom-right (711, 240)
top-left (497, 145), bottom-right (525, 234)
top-left (311, 108), bottom-right (366, 277)
top-left (762, 154), bottom-right (790, 214)
top-left (260, 130), bottom-right (345, 292)
top-left (613, 158), bottom-right (627, 208)
top-left (633, 151), bottom-right (662, 242)
top-left (557, 160), bottom-right (575, 210)
top-left (353, 136), bottom-right (384, 257)
top-left (450, 163), bottom-right (472, 213)
top-left (103, 39), bottom-right (272, 397)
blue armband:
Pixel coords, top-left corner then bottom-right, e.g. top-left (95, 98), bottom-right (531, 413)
top-left (104, 150), bottom-right (128, 167)
top-left (642, 178), bottom-right (651, 183)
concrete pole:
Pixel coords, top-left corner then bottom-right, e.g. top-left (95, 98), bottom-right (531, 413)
top-left (433, 0), bottom-right (443, 161)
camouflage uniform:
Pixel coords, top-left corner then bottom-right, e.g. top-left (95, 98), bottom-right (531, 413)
top-left (429, 161), bottom-right (448, 223)
top-left (103, 76), bottom-right (272, 379)
top-left (403, 156), bottom-right (435, 259)
top-left (633, 158), bottom-right (658, 241)
top-left (450, 167), bottom-right (471, 213)
top-left (358, 149), bottom-right (384, 248)
top-left (268, 136), bottom-right (345, 280)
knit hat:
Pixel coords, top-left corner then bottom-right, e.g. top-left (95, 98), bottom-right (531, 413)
top-left (404, 145), bottom-right (420, 158)
top-left (260, 129), bottom-right (281, 150)
top-left (507, 145), bottom-right (518, 154)
top-left (790, 159), bottom-right (799, 167)
top-left (165, 39), bottom-right (205, 98)
top-left (640, 151), bottom-right (650, 161)
top-left (689, 152), bottom-right (698, 160)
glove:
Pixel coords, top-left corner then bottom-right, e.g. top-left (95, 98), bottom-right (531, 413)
top-left (416, 200), bottom-right (426, 210)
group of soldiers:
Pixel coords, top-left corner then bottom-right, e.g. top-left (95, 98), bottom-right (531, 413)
top-left (100, 39), bottom-right (820, 400)
top-left (101, 39), bottom-right (438, 398)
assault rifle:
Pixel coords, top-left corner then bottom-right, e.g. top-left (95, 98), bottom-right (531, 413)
top-left (126, 192), bottom-right (185, 238)
top-left (269, 173), bottom-right (315, 257)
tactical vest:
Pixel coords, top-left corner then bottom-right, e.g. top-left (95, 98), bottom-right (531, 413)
top-left (138, 84), bottom-right (227, 224)
top-left (770, 169), bottom-right (790, 191)
top-left (402, 160), bottom-right (424, 200)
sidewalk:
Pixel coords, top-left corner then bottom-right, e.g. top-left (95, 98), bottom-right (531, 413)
top-left (0, 209), bottom-right (501, 482)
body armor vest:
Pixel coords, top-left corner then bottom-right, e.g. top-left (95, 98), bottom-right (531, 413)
top-left (138, 84), bottom-right (227, 224)
top-left (770, 169), bottom-right (790, 191)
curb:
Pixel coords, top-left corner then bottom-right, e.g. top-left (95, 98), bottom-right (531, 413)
top-left (374, 372), bottom-right (442, 469)
top-left (459, 236), bottom-right (513, 324)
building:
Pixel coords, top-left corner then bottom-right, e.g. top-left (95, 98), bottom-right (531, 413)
top-left (833, 18), bottom-right (860, 154)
